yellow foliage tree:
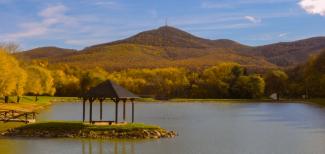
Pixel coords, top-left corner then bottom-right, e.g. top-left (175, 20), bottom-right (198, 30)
top-left (25, 66), bottom-right (55, 101)
top-left (200, 63), bottom-right (241, 98)
top-left (13, 67), bottom-right (27, 102)
top-left (52, 69), bottom-right (80, 96)
top-left (0, 48), bottom-right (24, 102)
top-left (108, 67), bottom-right (189, 99)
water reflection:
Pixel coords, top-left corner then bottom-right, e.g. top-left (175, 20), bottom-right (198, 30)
top-left (1, 102), bottom-right (325, 154)
top-left (80, 139), bottom-right (136, 154)
top-left (238, 103), bottom-right (325, 131)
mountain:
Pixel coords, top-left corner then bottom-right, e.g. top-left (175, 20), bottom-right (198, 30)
top-left (16, 47), bottom-right (77, 60)
top-left (240, 37), bottom-right (325, 67)
top-left (84, 26), bottom-right (250, 60)
top-left (16, 26), bottom-right (325, 71)
top-left (49, 26), bottom-right (273, 71)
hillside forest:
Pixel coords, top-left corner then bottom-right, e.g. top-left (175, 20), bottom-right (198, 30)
top-left (0, 43), bottom-right (324, 102)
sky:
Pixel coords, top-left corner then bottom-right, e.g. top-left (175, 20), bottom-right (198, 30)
top-left (0, 0), bottom-right (325, 50)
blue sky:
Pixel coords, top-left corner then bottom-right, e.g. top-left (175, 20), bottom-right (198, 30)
top-left (0, 0), bottom-right (325, 50)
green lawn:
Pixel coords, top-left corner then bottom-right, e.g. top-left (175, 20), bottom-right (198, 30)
top-left (307, 99), bottom-right (325, 106)
top-left (0, 96), bottom-right (79, 104)
top-left (1, 121), bottom-right (177, 139)
top-left (1, 121), bottom-right (160, 134)
top-left (0, 122), bottom-right (25, 132)
top-left (12, 121), bottom-right (160, 132)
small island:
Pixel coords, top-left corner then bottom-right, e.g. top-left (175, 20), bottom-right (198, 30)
top-left (1, 122), bottom-right (177, 139)
top-left (0, 80), bottom-right (178, 140)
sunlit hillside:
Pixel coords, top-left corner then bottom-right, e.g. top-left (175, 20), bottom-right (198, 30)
top-left (16, 26), bottom-right (325, 71)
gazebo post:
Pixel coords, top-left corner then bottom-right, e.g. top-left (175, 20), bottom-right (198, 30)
top-left (82, 97), bottom-right (86, 122)
top-left (131, 99), bottom-right (135, 123)
top-left (99, 98), bottom-right (104, 121)
top-left (89, 97), bottom-right (95, 124)
top-left (113, 98), bottom-right (120, 123)
top-left (123, 99), bottom-right (126, 122)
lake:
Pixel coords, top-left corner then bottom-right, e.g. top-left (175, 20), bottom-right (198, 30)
top-left (1, 102), bottom-right (325, 154)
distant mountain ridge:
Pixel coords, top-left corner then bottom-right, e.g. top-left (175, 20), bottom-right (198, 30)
top-left (16, 26), bottom-right (325, 70)
top-left (239, 37), bottom-right (325, 67)
top-left (16, 46), bottom-right (77, 60)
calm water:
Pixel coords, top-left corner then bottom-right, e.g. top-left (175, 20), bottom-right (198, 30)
top-left (1, 102), bottom-right (325, 154)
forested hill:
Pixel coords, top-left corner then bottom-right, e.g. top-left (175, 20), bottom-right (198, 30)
top-left (89, 26), bottom-right (249, 50)
top-left (16, 47), bottom-right (77, 60)
top-left (17, 26), bottom-right (325, 70)
top-left (239, 37), bottom-right (325, 67)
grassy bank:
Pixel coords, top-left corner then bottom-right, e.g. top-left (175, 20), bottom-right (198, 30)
top-left (0, 96), bottom-right (79, 104)
top-left (167, 98), bottom-right (315, 103)
top-left (0, 122), bottom-right (25, 132)
top-left (1, 122), bottom-right (177, 139)
top-left (0, 96), bottom-right (78, 133)
top-left (169, 98), bottom-right (269, 103)
top-left (307, 99), bottom-right (325, 106)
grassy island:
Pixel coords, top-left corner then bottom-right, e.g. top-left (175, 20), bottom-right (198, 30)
top-left (1, 122), bottom-right (177, 139)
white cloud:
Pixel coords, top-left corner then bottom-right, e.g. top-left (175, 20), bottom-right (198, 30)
top-left (90, 0), bottom-right (122, 9)
top-left (201, 2), bottom-right (233, 9)
top-left (201, 0), bottom-right (296, 9)
top-left (2, 4), bottom-right (78, 41)
top-left (148, 9), bottom-right (158, 18)
top-left (64, 39), bottom-right (105, 46)
top-left (244, 16), bottom-right (261, 23)
top-left (94, 1), bottom-right (115, 6)
top-left (278, 33), bottom-right (288, 37)
top-left (39, 4), bottom-right (67, 18)
top-left (299, 0), bottom-right (325, 16)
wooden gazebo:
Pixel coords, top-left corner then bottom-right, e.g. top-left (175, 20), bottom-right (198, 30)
top-left (82, 80), bottom-right (140, 124)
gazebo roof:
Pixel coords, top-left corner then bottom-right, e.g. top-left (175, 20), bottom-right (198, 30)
top-left (85, 80), bottom-right (140, 99)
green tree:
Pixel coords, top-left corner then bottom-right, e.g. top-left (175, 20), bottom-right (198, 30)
top-left (304, 50), bottom-right (325, 98)
top-left (200, 63), bottom-right (241, 98)
top-left (231, 75), bottom-right (265, 98)
top-left (265, 70), bottom-right (288, 100)
top-left (286, 65), bottom-right (306, 98)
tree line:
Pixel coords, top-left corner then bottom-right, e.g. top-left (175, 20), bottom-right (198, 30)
top-left (0, 46), bottom-right (324, 102)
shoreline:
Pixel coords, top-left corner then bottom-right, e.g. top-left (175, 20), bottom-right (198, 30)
top-left (34, 96), bottom-right (323, 104)
top-left (0, 122), bottom-right (177, 139)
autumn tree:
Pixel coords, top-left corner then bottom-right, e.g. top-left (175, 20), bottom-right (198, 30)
top-left (0, 48), bottom-right (18, 103)
top-left (286, 65), bottom-right (306, 98)
top-left (186, 71), bottom-right (200, 98)
top-left (12, 67), bottom-right (27, 102)
top-left (199, 63), bottom-right (241, 98)
top-left (108, 71), bottom-right (147, 95)
top-left (80, 67), bottom-right (108, 95)
top-left (108, 67), bottom-right (189, 99)
top-left (0, 47), bottom-right (26, 102)
top-left (25, 66), bottom-right (55, 101)
top-left (0, 42), bottom-right (20, 53)
top-left (231, 75), bottom-right (265, 98)
top-left (265, 70), bottom-right (288, 100)
top-left (52, 69), bottom-right (80, 96)
top-left (303, 50), bottom-right (325, 98)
